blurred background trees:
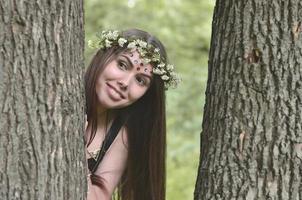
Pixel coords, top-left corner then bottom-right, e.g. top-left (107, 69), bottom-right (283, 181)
top-left (85, 0), bottom-right (214, 199)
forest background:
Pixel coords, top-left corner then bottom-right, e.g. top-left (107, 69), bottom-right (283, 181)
top-left (85, 0), bottom-right (214, 199)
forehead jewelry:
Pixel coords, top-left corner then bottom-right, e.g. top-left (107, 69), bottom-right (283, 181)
top-left (127, 53), bottom-right (145, 72)
top-left (88, 30), bottom-right (181, 89)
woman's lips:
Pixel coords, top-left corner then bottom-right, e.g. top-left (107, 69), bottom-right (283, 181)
top-left (106, 83), bottom-right (126, 100)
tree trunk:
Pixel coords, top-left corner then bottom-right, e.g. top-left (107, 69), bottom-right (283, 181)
top-left (194, 0), bottom-right (302, 199)
top-left (0, 0), bottom-right (86, 199)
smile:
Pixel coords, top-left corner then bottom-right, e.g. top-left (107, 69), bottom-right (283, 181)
top-left (106, 83), bottom-right (126, 100)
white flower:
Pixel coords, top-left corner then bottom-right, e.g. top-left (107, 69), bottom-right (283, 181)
top-left (154, 48), bottom-right (160, 53)
top-left (88, 39), bottom-right (102, 49)
top-left (118, 38), bottom-right (127, 47)
top-left (161, 75), bottom-right (170, 80)
top-left (137, 40), bottom-right (147, 48)
top-left (112, 31), bottom-right (119, 39)
top-left (137, 47), bottom-right (143, 54)
top-left (139, 49), bottom-right (147, 56)
top-left (88, 40), bottom-right (93, 48)
top-left (167, 64), bottom-right (174, 71)
top-left (105, 39), bottom-right (112, 47)
top-left (143, 58), bottom-right (151, 64)
top-left (127, 42), bottom-right (136, 49)
top-left (170, 72), bottom-right (177, 77)
top-left (153, 68), bottom-right (161, 74)
top-left (153, 68), bottom-right (165, 75)
top-left (158, 63), bottom-right (165, 68)
top-left (106, 31), bottom-right (119, 40)
top-left (152, 53), bottom-right (161, 62)
top-left (106, 33), bottom-right (112, 39)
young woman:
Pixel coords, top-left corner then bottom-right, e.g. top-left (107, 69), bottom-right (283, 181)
top-left (85, 29), bottom-right (179, 200)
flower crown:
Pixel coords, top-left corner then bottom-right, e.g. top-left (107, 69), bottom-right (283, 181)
top-left (88, 30), bottom-right (180, 89)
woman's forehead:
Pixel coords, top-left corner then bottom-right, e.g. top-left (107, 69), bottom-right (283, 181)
top-left (122, 50), bottom-right (141, 62)
top-left (120, 50), bottom-right (153, 74)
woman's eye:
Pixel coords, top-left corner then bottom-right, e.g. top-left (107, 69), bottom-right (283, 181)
top-left (118, 61), bottom-right (127, 70)
top-left (136, 76), bottom-right (147, 86)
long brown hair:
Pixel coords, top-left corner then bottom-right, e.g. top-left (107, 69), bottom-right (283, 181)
top-left (85, 29), bottom-right (167, 200)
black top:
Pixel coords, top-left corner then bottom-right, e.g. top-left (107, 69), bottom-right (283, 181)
top-left (87, 116), bottom-right (125, 173)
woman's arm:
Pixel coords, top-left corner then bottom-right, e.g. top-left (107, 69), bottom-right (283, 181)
top-left (87, 128), bottom-right (128, 200)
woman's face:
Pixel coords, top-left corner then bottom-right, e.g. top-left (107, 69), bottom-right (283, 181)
top-left (95, 50), bottom-right (153, 110)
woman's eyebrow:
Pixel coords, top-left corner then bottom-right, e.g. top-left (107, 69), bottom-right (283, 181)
top-left (120, 55), bottom-right (134, 68)
top-left (121, 54), bottom-right (152, 80)
top-left (140, 73), bottom-right (152, 81)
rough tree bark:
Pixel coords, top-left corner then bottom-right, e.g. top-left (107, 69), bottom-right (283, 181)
top-left (0, 0), bottom-right (86, 199)
top-left (195, 0), bottom-right (302, 199)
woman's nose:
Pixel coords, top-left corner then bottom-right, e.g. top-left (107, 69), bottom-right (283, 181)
top-left (117, 74), bottom-right (132, 91)
top-left (117, 80), bottom-right (128, 91)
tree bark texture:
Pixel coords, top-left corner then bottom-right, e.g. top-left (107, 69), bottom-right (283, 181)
top-left (195, 0), bottom-right (302, 199)
top-left (0, 0), bottom-right (85, 199)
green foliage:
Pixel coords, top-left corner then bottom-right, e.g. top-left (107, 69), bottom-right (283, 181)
top-left (84, 0), bottom-right (214, 199)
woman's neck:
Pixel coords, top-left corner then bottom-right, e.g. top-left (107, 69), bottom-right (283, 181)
top-left (96, 105), bottom-right (114, 129)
